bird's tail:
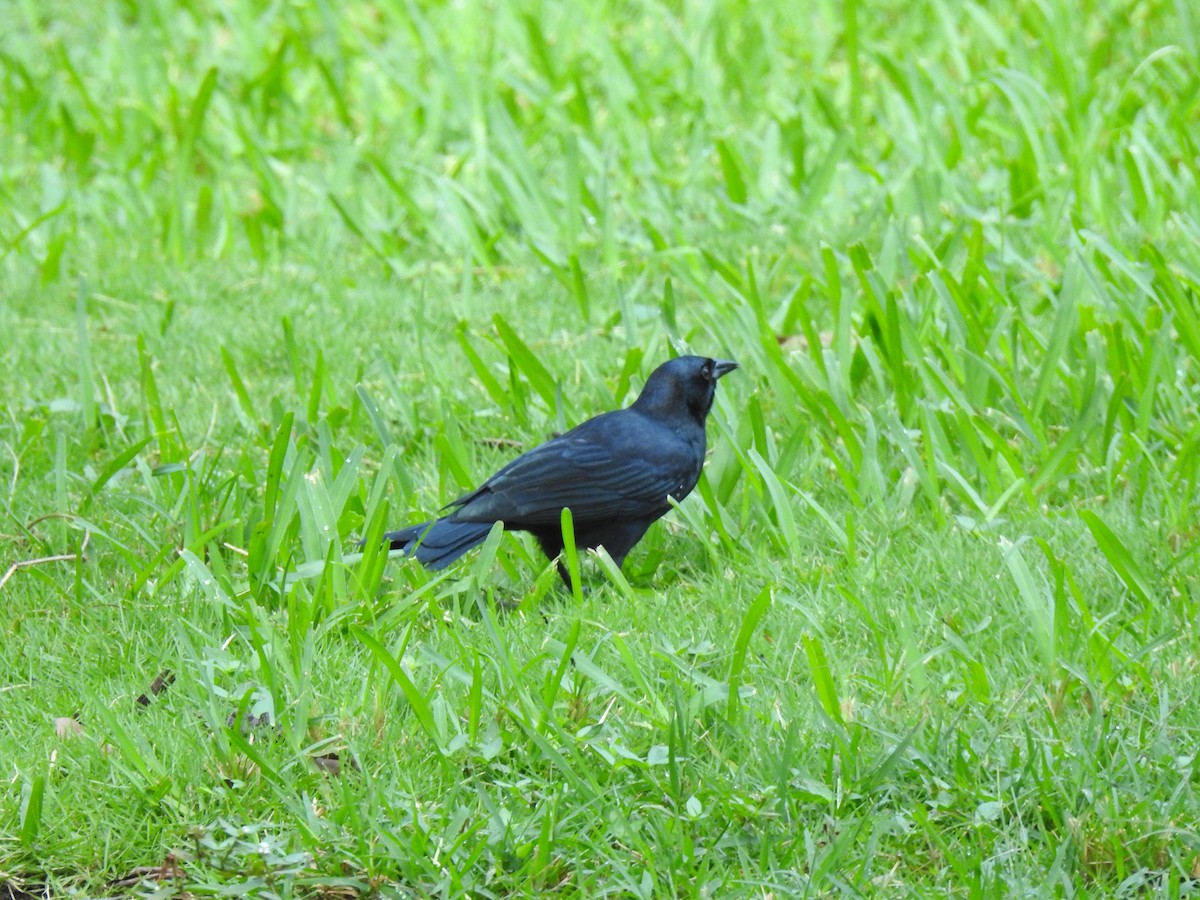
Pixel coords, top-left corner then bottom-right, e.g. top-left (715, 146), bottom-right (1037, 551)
top-left (382, 517), bottom-right (494, 570)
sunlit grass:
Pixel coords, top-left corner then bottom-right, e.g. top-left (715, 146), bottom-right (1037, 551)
top-left (3, 0), bottom-right (1200, 895)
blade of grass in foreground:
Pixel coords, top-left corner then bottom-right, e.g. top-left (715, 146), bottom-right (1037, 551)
top-left (802, 633), bottom-right (844, 727)
top-left (1080, 510), bottom-right (1155, 606)
top-left (18, 775), bottom-right (44, 845)
top-left (493, 314), bottom-right (558, 409)
top-left (727, 586), bottom-right (771, 722)
top-left (560, 506), bottom-right (583, 604)
top-left (749, 449), bottom-right (799, 555)
top-left (1001, 536), bottom-right (1055, 672)
top-left (352, 624), bottom-right (450, 764)
top-left (75, 278), bottom-right (95, 431)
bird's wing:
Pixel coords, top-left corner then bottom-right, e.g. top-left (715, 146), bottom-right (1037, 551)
top-left (448, 423), bottom-right (697, 526)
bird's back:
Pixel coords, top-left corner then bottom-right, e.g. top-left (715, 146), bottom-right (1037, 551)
top-left (448, 406), bottom-right (706, 527)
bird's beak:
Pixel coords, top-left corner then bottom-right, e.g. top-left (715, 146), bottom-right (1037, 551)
top-left (713, 359), bottom-right (739, 379)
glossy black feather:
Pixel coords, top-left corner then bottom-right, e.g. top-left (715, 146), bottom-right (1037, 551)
top-left (380, 355), bottom-right (737, 585)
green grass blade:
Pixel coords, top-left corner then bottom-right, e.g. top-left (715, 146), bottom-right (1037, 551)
top-left (493, 314), bottom-right (558, 410)
top-left (1080, 511), bottom-right (1154, 605)
top-left (221, 347), bottom-right (259, 426)
top-left (802, 634), bottom-right (843, 727)
top-left (727, 586), bottom-right (771, 722)
top-left (352, 624), bottom-right (446, 756)
top-left (560, 506), bottom-right (583, 603)
top-left (18, 775), bottom-right (44, 845)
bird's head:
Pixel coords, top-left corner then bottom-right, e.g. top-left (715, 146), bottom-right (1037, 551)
top-left (632, 355), bottom-right (739, 424)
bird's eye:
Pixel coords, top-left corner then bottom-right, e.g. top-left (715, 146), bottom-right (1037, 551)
top-left (700, 363), bottom-right (712, 381)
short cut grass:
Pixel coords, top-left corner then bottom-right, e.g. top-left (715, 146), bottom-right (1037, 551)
top-left (2, 0), bottom-right (1200, 895)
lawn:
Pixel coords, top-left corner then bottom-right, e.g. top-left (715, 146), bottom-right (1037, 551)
top-left (3, 0), bottom-right (1200, 895)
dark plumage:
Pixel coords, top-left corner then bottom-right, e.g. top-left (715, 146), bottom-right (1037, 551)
top-left (380, 355), bottom-right (738, 584)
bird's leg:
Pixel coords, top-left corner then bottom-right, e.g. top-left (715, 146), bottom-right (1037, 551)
top-left (556, 559), bottom-right (576, 593)
top-left (555, 559), bottom-right (592, 596)
top-left (529, 531), bottom-right (580, 594)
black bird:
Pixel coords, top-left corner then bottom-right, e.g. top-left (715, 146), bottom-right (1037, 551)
top-left (380, 355), bottom-right (738, 584)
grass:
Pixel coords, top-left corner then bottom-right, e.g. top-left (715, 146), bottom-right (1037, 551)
top-left (2, 0), bottom-right (1200, 895)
